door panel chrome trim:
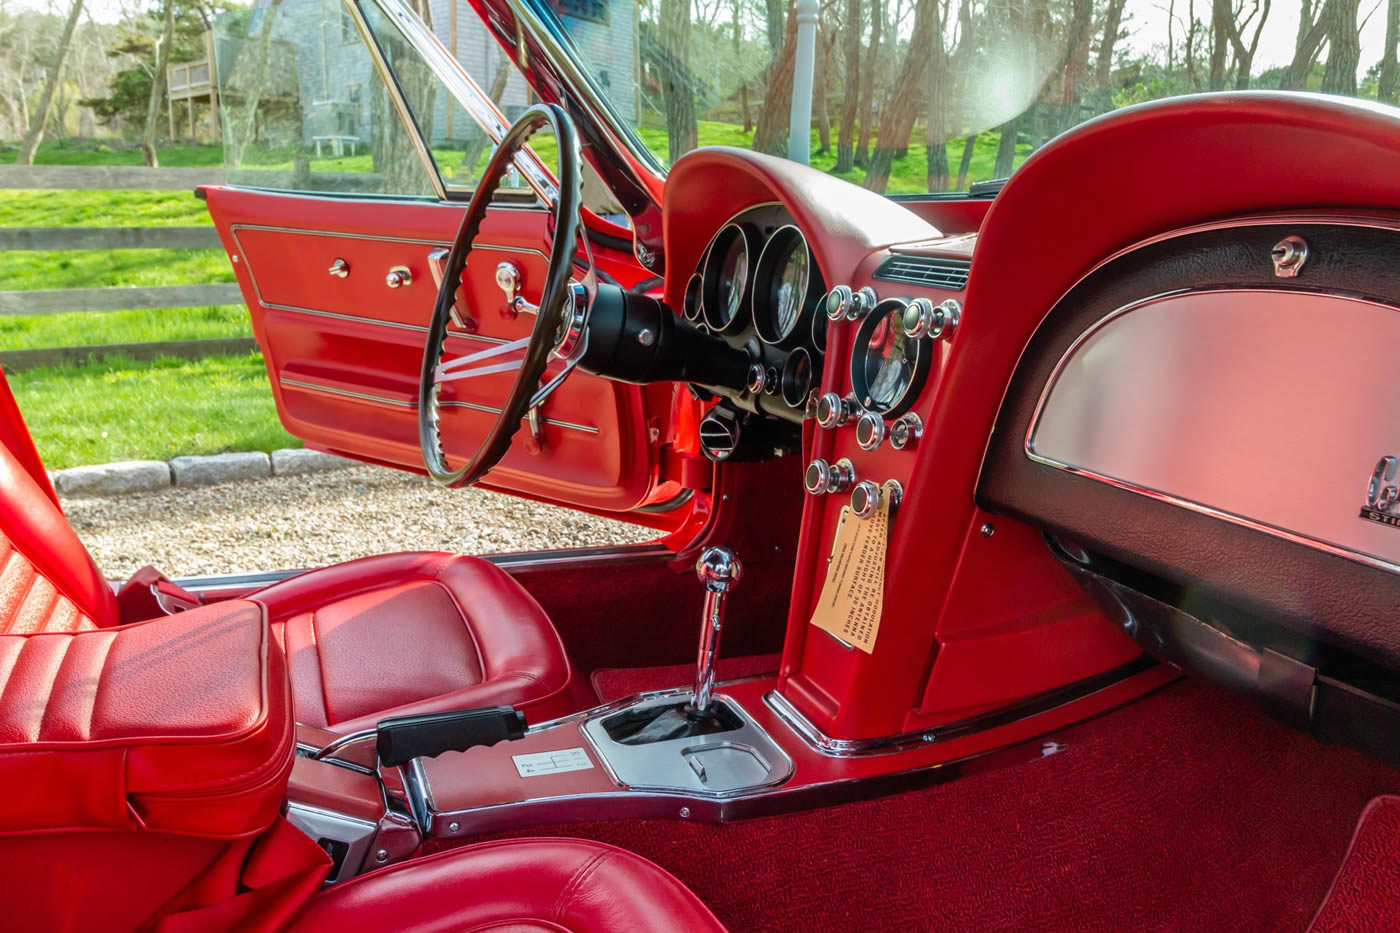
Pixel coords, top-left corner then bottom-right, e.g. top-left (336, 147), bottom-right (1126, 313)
top-left (1026, 286), bottom-right (1400, 575)
top-left (279, 376), bottom-right (598, 434)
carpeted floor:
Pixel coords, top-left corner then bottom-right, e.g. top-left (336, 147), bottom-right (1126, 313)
top-left (1308, 795), bottom-right (1400, 932)
top-left (438, 679), bottom-right (1400, 932)
top-left (591, 653), bottom-right (782, 702)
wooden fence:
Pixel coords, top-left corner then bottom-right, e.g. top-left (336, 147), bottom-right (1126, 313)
top-left (0, 164), bottom-right (255, 372)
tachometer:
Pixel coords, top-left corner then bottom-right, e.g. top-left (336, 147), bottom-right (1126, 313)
top-left (702, 223), bottom-right (760, 333)
top-left (849, 298), bottom-right (930, 417)
top-left (754, 225), bottom-right (823, 346)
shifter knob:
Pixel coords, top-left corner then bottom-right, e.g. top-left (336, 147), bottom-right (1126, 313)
top-left (696, 546), bottom-right (743, 592)
top-left (689, 547), bottom-right (742, 716)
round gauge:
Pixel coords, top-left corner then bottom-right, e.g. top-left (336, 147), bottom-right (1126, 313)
top-left (754, 226), bottom-right (823, 346)
top-left (702, 223), bottom-right (760, 333)
top-left (810, 310), bottom-right (828, 353)
top-left (683, 273), bottom-right (703, 321)
top-left (849, 298), bottom-right (930, 417)
top-left (781, 347), bottom-right (814, 408)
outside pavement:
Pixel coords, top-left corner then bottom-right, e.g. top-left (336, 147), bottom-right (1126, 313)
top-left (62, 464), bottom-right (654, 578)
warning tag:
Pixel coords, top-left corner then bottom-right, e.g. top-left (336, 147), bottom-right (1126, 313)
top-left (808, 496), bottom-right (889, 654)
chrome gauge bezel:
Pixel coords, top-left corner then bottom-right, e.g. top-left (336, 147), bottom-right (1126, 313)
top-left (848, 297), bottom-right (930, 418)
top-left (753, 224), bottom-right (824, 346)
top-left (702, 222), bottom-right (761, 333)
top-left (683, 272), bottom-right (704, 322)
top-left (780, 347), bottom-right (815, 408)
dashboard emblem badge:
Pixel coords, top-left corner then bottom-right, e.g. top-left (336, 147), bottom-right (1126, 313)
top-left (1360, 455), bottom-right (1400, 528)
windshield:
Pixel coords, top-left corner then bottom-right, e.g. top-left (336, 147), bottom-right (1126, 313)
top-left (542, 0), bottom-right (1388, 194)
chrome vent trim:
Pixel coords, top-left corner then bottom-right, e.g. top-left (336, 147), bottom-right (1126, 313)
top-left (698, 412), bottom-right (739, 461)
top-left (873, 255), bottom-right (970, 290)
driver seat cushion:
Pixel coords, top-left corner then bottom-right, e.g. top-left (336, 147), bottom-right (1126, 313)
top-left (253, 551), bottom-right (573, 733)
top-left (287, 837), bottom-right (727, 932)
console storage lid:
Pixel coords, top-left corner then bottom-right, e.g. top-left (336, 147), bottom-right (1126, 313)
top-left (0, 600), bottom-right (294, 838)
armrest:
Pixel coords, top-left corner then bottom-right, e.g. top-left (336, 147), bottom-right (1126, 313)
top-left (0, 600), bottom-right (294, 838)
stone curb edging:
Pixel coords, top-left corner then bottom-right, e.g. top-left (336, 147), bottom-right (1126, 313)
top-left (52, 448), bottom-right (356, 497)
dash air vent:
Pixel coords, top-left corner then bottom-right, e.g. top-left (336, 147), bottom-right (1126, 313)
top-left (874, 255), bottom-right (971, 290)
top-left (699, 411), bottom-right (741, 461)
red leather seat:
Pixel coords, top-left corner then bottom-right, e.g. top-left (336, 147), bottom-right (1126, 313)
top-left (0, 442), bottom-right (573, 735)
top-left (288, 837), bottom-right (727, 932)
top-left (252, 552), bottom-right (573, 733)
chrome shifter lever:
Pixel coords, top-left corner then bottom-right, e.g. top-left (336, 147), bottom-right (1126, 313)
top-left (688, 546), bottom-right (743, 717)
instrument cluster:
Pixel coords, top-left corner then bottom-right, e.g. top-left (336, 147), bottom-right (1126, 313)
top-left (687, 206), bottom-right (828, 460)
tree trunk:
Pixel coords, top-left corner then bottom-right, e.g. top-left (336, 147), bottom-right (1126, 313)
top-left (141, 0), bottom-right (177, 167)
top-left (17, 0), bottom-right (85, 164)
top-left (765, 0), bottom-right (785, 51)
top-left (993, 114), bottom-right (1020, 177)
top-left (659, 0), bottom-right (698, 163)
top-left (1285, 0), bottom-right (1327, 87)
top-left (733, 0), bottom-right (754, 132)
top-left (835, 0), bottom-right (861, 171)
top-left (1321, 0), bottom-right (1360, 94)
top-left (815, 29), bottom-right (832, 153)
top-left (460, 59), bottom-right (512, 178)
top-left (856, 0), bottom-right (882, 164)
top-left (1381, 0), bottom-right (1400, 102)
top-left (1094, 0), bottom-right (1128, 110)
top-left (864, 0), bottom-right (937, 193)
top-left (1209, 0), bottom-right (1230, 89)
top-left (954, 132), bottom-right (976, 189)
top-left (753, 0), bottom-right (798, 155)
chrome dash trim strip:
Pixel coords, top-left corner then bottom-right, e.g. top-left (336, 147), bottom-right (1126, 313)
top-left (278, 376), bottom-right (599, 434)
top-left (765, 656), bottom-right (1157, 757)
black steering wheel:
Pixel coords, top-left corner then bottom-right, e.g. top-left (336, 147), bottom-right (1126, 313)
top-left (418, 103), bottom-right (588, 487)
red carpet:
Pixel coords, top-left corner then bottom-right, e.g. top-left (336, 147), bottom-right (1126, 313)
top-left (1309, 795), bottom-right (1400, 932)
top-left (435, 680), bottom-right (1400, 931)
top-left (591, 653), bottom-right (782, 702)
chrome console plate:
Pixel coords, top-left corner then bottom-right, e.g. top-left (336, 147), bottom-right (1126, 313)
top-left (581, 694), bottom-right (793, 797)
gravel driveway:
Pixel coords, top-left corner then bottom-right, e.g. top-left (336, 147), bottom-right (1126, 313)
top-left (62, 464), bottom-right (654, 578)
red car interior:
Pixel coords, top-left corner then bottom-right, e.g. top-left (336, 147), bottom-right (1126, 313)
top-left (6, 9), bottom-right (1400, 921)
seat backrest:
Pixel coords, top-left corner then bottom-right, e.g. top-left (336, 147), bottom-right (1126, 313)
top-left (0, 441), bottom-right (117, 632)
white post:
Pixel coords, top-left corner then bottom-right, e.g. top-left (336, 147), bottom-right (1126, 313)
top-left (787, 0), bottom-right (820, 165)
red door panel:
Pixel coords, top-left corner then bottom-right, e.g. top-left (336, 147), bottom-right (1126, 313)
top-left (204, 187), bottom-right (660, 515)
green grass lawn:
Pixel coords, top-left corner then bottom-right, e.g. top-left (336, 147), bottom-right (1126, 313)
top-left (0, 248), bottom-right (235, 291)
top-left (0, 306), bottom-right (250, 352)
top-left (0, 189), bottom-right (212, 228)
top-left (10, 353), bottom-right (295, 470)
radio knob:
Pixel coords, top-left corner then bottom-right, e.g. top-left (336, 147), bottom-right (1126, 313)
top-left (815, 392), bottom-right (851, 428)
top-left (855, 411), bottom-right (887, 451)
top-left (889, 413), bottom-right (923, 450)
top-left (902, 297), bottom-right (961, 340)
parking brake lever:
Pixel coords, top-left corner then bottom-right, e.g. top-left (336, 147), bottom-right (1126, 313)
top-left (313, 705), bottom-right (528, 770)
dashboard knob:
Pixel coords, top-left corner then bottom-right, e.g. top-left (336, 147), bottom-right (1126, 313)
top-left (745, 363), bottom-right (767, 395)
top-left (804, 460), bottom-right (832, 495)
top-left (902, 297), bottom-right (960, 340)
top-left (815, 392), bottom-right (851, 428)
top-left (849, 286), bottom-right (877, 321)
top-left (824, 285), bottom-right (853, 321)
top-left (889, 413), bottom-right (923, 450)
top-left (850, 481), bottom-right (882, 519)
top-left (855, 411), bottom-right (887, 451)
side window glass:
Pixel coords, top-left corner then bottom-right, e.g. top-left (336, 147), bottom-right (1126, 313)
top-left (214, 0), bottom-right (437, 197)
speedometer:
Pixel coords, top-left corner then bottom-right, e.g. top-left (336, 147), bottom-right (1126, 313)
top-left (849, 298), bottom-right (931, 417)
top-left (754, 225), bottom-right (823, 346)
top-left (702, 223), bottom-right (761, 333)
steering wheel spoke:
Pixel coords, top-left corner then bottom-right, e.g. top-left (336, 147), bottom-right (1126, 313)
top-left (434, 335), bottom-right (531, 385)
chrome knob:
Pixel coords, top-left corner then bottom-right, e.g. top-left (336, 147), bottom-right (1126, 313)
top-left (850, 481), bottom-right (882, 519)
top-left (889, 413), bottom-right (923, 450)
top-left (815, 392), bottom-right (851, 428)
top-left (824, 285), bottom-right (853, 321)
top-left (328, 258), bottom-right (349, 278)
top-left (495, 261), bottom-right (521, 301)
top-left (849, 286), bottom-right (877, 321)
top-left (696, 546), bottom-right (743, 592)
top-left (804, 458), bottom-right (855, 496)
top-left (855, 411), bottom-right (887, 451)
top-left (746, 363), bottom-right (767, 395)
top-left (385, 266), bottom-right (413, 288)
top-left (902, 297), bottom-right (960, 340)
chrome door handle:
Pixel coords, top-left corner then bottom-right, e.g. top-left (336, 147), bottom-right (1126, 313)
top-left (328, 258), bottom-right (349, 278)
